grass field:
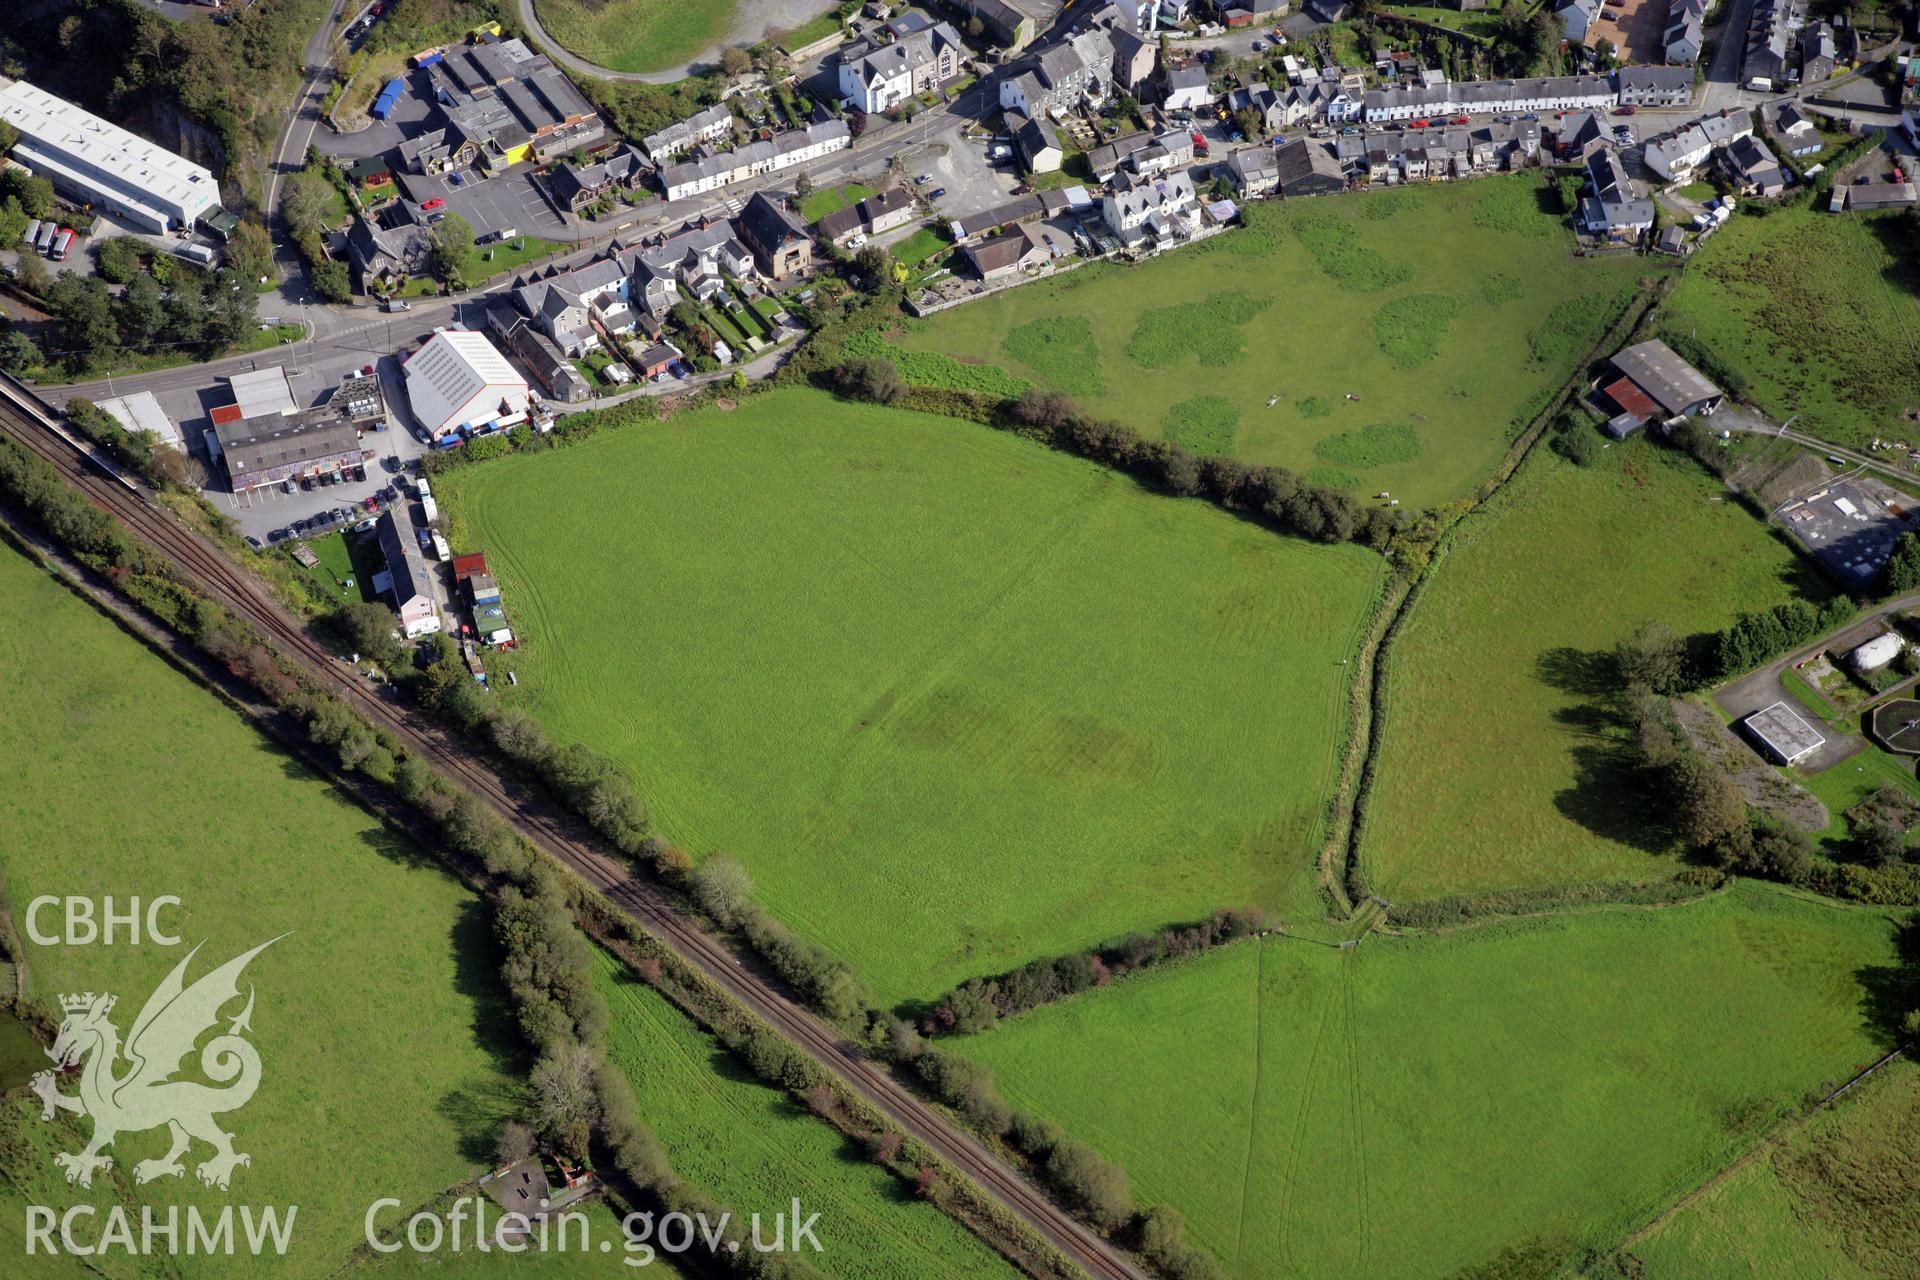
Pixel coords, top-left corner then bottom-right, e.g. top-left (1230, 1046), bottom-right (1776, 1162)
top-left (528, 0), bottom-right (740, 74)
top-left (893, 177), bottom-right (1647, 508)
top-left (1624, 1059), bottom-right (1918, 1280)
top-left (439, 389), bottom-right (1386, 1002)
top-left (0, 544), bottom-right (527, 1278)
top-left (592, 950), bottom-right (1019, 1278)
top-left (800, 183), bottom-right (872, 223)
top-left (1362, 438), bottom-right (1828, 901)
top-left (1656, 205), bottom-right (1920, 450)
top-left (959, 882), bottom-right (1908, 1280)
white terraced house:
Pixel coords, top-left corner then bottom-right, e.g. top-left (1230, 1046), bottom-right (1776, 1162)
top-left (1361, 75), bottom-right (1615, 124)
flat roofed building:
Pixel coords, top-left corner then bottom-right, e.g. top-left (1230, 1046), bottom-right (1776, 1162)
top-left (0, 77), bottom-right (221, 233)
top-left (215, 407), bottom-right (361, 491)
top-left (1606, 339), bottom-right (1723, 417)
top-left (1742, 700), bottom-right (1824, 765)
top-left (95, 391), bottom-right (182, 451)
top-left (405, 329), bottom-right (530, 439)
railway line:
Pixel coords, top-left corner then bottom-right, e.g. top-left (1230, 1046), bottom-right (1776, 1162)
top-left (0, 374), bottom-right (1148, 1280)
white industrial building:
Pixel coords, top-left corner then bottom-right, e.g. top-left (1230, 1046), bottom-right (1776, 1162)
top-left (0, 76), bottom-right (222, 234)
top-left (95, 391), bottom-right (182, 452)
top-left (404, 329), bottom-right (530, 440)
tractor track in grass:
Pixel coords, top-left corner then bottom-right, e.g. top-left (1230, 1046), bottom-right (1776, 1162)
top-left (0, 374), bottom-right (1149, 1280)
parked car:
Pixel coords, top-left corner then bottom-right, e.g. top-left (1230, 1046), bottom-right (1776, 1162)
top-left (1251, 39), bottom-right (1265, 51)
top-left (300, 475), bottom-right (315, 491)
top-left (244, 535), bottom-right (263, 550)
top-left (421, 197), bottom-right (445, 211)
top-left (450, 173), bottom-right (464, 187)
top-left (352, 465), bottom-right (367, 482)
top-left (1012, 183), bottom-right (1033, 195)
top-left (914, 173), bottom-right (932, 184)
top-left (282, 477), bottom-right (297, 494)
top-left (928, 187), bottom-right (946, 199)
top-left (1450, 115), bottom-right (1469, 125)
top-left (1612, 105), bottom-right (1637, 116)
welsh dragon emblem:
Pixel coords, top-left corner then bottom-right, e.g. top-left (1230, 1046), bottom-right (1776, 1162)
top-left (30, 937), bottom-right (282, 1191)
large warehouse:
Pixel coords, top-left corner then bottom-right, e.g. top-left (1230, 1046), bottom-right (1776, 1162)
top-left (404, 329), bottom-right (530, 440)
top-left (0, 76), bottom-right (223, 233)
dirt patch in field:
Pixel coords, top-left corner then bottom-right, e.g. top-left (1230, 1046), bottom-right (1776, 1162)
top-left (1672, 698), bottom-right (1829, 832)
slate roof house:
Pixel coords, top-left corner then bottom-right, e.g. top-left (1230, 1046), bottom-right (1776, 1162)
top-left (641, 103), bottom-right (734, 165)
top-left (1554, 0), bottom-right (1601, 40)
top-left (550, 144), bottom-right (648, 213)
top-left (374, 509), bottom-right (441, 638)
top-left (838, 22), bottom-right (968, 113)
top-left (737, 192), bottom-right (813, 280)
top-left (1000, 30), bottom-right (1115, 117)
top-left (1162, 64), bottom-right (1213, 113)
top-left (1578, 147), bottom-right (1655, 241)
top-left (1225, 146), bottom-right (1280, 197)
top-left (963, 0), bottom-right (1034, 51)
top-left (347, 216), bottom-right (433, 286)
top-left (1766, 101), bottom-right (1822, 155)
top-left (1666, 0), bottom-right (1707, 64)
top-left (656, 119), bottom-right (851, 200)
top-left (1642, 111), bottom-right (1752, 181)
top-left (1722, 132), bottom-right (1786, 196)
top-left (1101, 169), bottom-right (1198, 244)
top-left (1616, 66), bottom-right (1693, 109)
top-left (961, 224), bottom-right (1052, 281)
top-left (1010, 111), bottom-right (1065, 173)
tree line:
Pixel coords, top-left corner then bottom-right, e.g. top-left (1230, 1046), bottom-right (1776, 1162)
top-left (825, 356), bottom-right (1405, 551)
top-left (920, 908), bottom-right (1267, 1036)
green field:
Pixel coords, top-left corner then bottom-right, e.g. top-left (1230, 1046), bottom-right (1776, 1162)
top-left (1624, 1060), bottom-right (1918, 1280)
top-left (959, 882), bottom-right (1908, 1280)
top-left (1656, 205), bottom-right (1920, 449)
top-left (592, 950), bottom-right (1018, 1277)
top-left (440, 389), bottom-right (1386, 1002)
top-left (529, 0), bottom-right (742, 74)
top-left (0, 544), bottom-right (526, 1277)
top-left (1362, 438), bottom-right (1826, 901)
top-left (894, 178), bottom-right (1647, 508)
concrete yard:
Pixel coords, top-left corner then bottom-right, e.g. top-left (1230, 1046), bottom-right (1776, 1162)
top-left (1776, 474), bottom-right (1920, 587)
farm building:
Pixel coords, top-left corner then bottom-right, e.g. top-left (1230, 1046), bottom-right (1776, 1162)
top-left (1741, 701), bottom-right (1825, 765)
top-left (1848, 632), bottom-right (1905, 673)
top-left (404, 329), bottom-right (531, 440)
top-left (373, 509), bottom-right (441, 639)
top-left (1599, 339), bottom-right (1723, 433)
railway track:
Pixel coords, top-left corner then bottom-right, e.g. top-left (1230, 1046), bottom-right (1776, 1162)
top-left (0, 376), bottom-right (1147, 1280)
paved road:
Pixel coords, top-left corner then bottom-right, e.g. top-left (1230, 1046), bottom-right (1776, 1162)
top-left (264, 0), bottom-right (351, 331)
top-left (0, 377), bottom-right (1152, 1280)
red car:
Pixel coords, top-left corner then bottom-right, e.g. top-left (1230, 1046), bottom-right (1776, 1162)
top-left (421, 197), bottom-right (445, 211)
top-left (1612, 105), bottom-right (1637, 116)
top-left (1450, 115), bottom-right (1469, 125)
top-left (1409, 119), bottom-right (1429, 129)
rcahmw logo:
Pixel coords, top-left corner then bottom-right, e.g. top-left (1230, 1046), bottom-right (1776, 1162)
top-left (23, 935), bottom-right (299, 1258)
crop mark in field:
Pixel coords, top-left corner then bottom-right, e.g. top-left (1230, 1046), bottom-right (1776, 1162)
top-left (1231, 938), bottom-right (1268, 1265)
top-left (1272, 970), bottom-right (1341, 1272)
top-left (813, 475), bottom-right (1116, 802)
top-left (1341, 953), bottom-right (1372, 1272)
